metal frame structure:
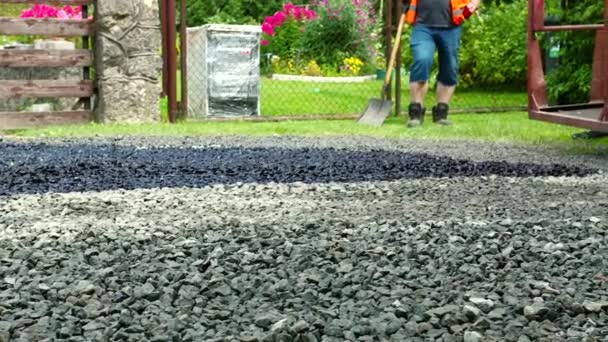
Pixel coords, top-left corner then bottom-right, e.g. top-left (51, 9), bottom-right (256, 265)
top-left (528, 0), bottom-right (608, 132)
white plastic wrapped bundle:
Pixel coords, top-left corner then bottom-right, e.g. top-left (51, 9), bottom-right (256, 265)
top-left (186, 24), bottom-right (261, 118)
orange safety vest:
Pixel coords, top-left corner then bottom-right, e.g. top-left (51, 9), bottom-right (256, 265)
top-left (405, 0), bottom-right (472, 26)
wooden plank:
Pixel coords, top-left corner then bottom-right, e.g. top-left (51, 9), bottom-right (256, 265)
top-left (0, 49), bottom-right (92, 67)
top-left (0, 110), bottom-right (93, 130)
top-left (0, 18), bottom-right (93, 37)
top-left (0, 80), bottom-right (94, 98)
top-left (0, 0), bottom-right (91, 4)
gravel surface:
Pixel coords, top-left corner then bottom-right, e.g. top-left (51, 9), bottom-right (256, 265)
top-left (0, 136), bottom-right (607, 342)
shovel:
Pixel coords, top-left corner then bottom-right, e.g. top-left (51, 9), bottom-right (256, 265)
top-left (358, 11), bottom-right (407, 127)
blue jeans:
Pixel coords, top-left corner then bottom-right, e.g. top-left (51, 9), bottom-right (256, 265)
top-left (409, 24), bottom-right (463, 86)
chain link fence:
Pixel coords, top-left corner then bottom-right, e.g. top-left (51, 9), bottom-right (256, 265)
top-left (184, 24), bottom-right (527, 120)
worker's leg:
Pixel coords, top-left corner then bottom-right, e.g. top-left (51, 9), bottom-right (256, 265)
top-left (408, 24), bottom-right (436, 127)
top-left (434, 25), bottom-right (463, 125)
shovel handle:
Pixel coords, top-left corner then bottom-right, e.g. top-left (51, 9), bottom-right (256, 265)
top-left (384, 13), bottom-right (407, 88)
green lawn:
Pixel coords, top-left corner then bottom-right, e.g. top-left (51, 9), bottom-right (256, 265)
top-left (259, 78), bottom-right (526, 116)
top-left (11, 112), bottom-right (608, 153)
top-left (163, 76), bottom-right (526, 118)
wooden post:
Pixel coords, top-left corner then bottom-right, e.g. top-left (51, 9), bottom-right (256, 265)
top-left (385, 0), bottom-right (393, 102)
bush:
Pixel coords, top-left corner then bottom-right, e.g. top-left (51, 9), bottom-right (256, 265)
top-left (260, 4), bottom-right (316, 61)
top-left (260, 1), bottom-right (378, 77)
top-left (300, 0), bottom-right (376, 71)
top-left (186, 0), bottom-right (284, 27)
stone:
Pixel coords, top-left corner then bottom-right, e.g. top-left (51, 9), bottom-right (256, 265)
top-left (271, 318), bottom-right (290, 333)
top-left (463, 305), bottom-right (483, 320)
top-left (517, 335), bottom-right (532, 342)
top-left (0, 321), bottom-right (10, 342)
top-left (82, 320), bottom-right (106, 331)
top-left (95, 0), bottom-right (162, 123)
top-left (290, 320), bottom-right (309, 333)
top-left (134, 282), bottom-right (156, 299)
top-left (463, 331), bottom-right (483, 342)
top-left (425, 305), bottom-right (459, 318)
top-left (583, 301), bottom-right (608, 313)
top-left (300, 333), bottom-right (317, 342)
top-left (74, 280), bottom-right (96, 295)
top-left (255, 313), bottom-right (281, 328)
top-left (385, 319), bottom-right (401, 335)
top-left (523, 304), bottom-right (550, 320)
top-left (487, 308), bottom-right (507, 320)
top-left (469, 298), bottom-right (494, 313)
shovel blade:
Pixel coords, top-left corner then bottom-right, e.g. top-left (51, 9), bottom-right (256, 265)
top-left (357, 99), bottom-right (392, 127)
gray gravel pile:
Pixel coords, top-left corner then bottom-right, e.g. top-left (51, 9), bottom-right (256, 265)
top-left (0, 136), bottom-right (607, 341)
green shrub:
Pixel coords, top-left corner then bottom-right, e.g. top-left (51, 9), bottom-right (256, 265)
top-left (300, 3), bottom-right (359, 66)
top-left (300, 0), bottom-right (376, 70)
top-left (459, 0), bottom-right (528, 89)
top-left (186, 0), bottom-right (284, 27)
top-left (262, 16), bottom-right (307, 61)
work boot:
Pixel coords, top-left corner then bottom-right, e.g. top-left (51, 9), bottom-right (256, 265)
top-left (432, 102), bottom-right (452, 126)
top-left (407, 103), bottom-right (425, 128)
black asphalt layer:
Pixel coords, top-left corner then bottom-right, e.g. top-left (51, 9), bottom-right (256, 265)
top-left (0, 142), bottom-right (595, 196)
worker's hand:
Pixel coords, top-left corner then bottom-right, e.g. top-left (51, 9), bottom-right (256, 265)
top-left (463, 2), bottom-right (479, 19)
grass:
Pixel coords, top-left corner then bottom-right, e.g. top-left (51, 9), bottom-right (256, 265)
top-left (10, 112), bottom-right (608, 153)
top-left (162, 76), bottom-right (527, 118)
top-left (259, 78), bottom-right (526, 116)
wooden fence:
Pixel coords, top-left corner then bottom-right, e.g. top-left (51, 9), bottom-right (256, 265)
top-left (0, 0), bottom-right (94, 130)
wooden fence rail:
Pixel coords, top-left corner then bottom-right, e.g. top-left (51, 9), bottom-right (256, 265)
top-left (0, 0), bottom-right (95, 130)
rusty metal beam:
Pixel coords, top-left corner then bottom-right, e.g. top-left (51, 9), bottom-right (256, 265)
top-left (160, 0), bottom-right (168, 97)
top-left (179, 0), bottom-right (188, 119)
top-left (530, 109), bottom-right (608, 132)
top-left (166, 0), bottom-right (178, 123)
top-left (536, 24), bottom-right (604, 32)
top-left (527, 0), bottom-right (548, 111)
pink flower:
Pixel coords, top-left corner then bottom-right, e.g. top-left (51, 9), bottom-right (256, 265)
top-left (283, 3), bottom-right (296, 15)
top-left (304, 10), bottom-right (317, 20)
top-left (56, 10), bottom-right (69, 19)
top-left (261, 39), bottom-right (269, 46)
top-left (20, 4), bottom-right (82, 19)
top-left (20, 9), bottom-right (33, 18)
top-left (271, 11), bottom-right (287, 26)
top-left (261, 22), bottom-right (275, 36)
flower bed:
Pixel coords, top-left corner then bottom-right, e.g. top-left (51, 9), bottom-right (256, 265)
top-left (259, 1), bottom-right (382, 79)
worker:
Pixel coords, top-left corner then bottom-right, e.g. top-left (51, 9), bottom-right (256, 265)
top-left (404, 0), bottom-right (480, 127)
